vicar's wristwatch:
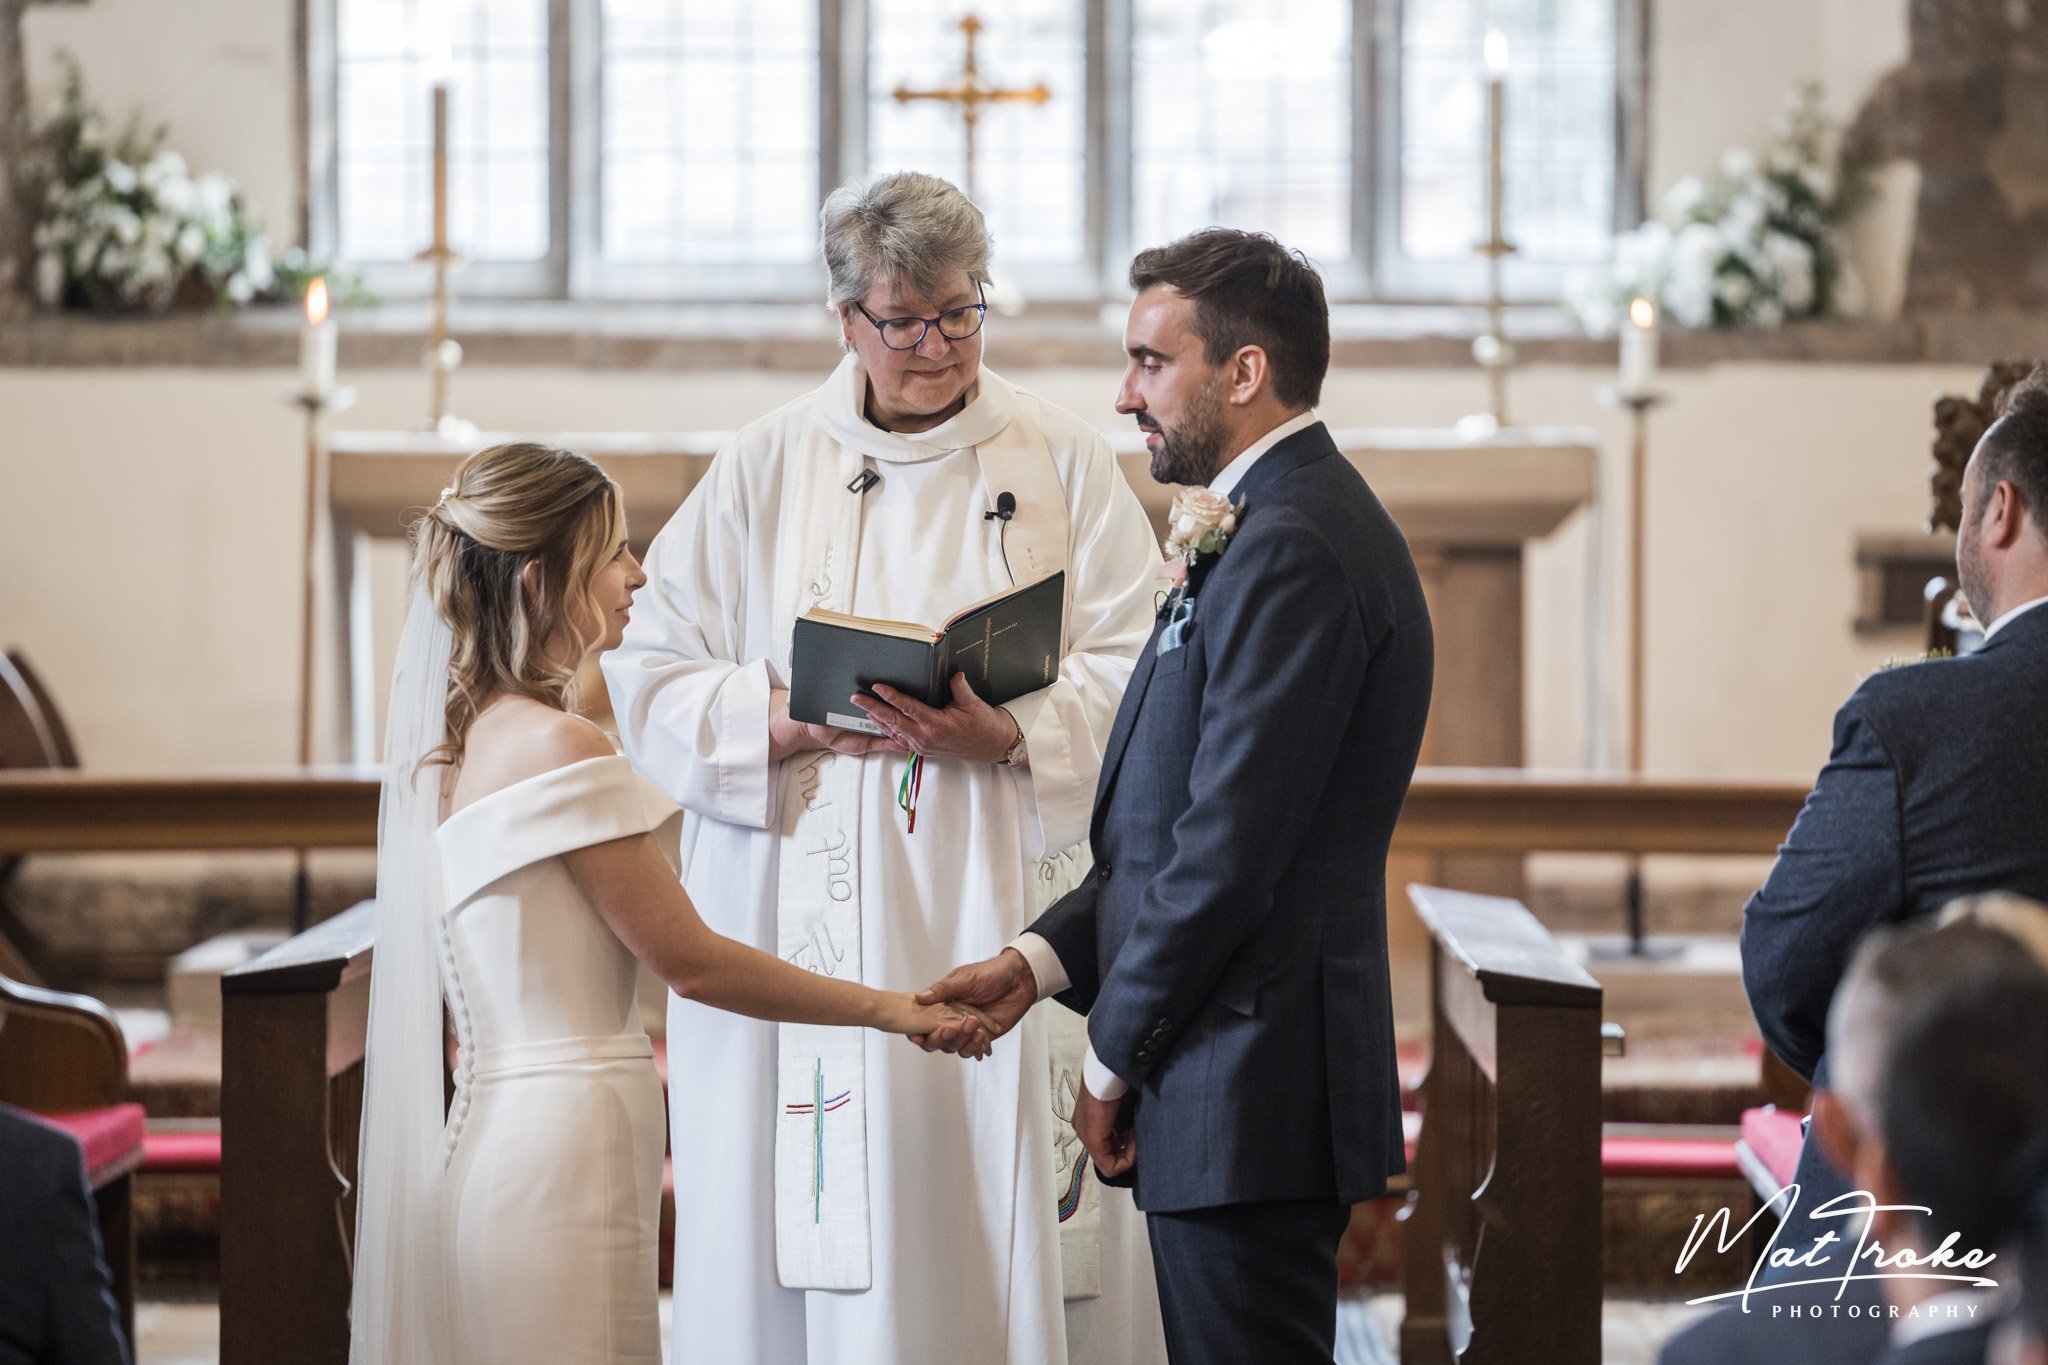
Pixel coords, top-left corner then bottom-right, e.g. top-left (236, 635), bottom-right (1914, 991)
top-left (1001, 710), bottom-right (1029, 767)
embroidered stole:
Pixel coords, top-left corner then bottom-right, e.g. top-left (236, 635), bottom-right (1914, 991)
top-left (770, 385), bottom-right (1096, 1294)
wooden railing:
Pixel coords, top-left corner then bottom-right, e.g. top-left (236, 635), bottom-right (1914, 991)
top-left (1401, 885), bottom-right (1603, 1365)
top-left (218, 901), bottom-right (374, 1365)
top-left (0, 765), bottom-right (1807, 856)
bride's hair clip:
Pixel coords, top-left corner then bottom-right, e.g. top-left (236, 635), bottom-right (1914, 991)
top-left (435, 485), bottom-right (457, 512)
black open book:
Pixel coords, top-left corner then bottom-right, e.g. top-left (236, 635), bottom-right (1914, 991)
top-left (788, 572), bottom-right (1066, 733)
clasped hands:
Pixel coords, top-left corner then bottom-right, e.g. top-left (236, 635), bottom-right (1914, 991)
top-left (909, 948), bottom-right (1136, 1178)
top-left (767, 677), bottom-right (1019, 767)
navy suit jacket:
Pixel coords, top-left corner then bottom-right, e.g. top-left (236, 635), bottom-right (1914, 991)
top-left (0, 1105), bottom-right (129, 1365)
top-left (1742, 601), bottom-right (2048, 1214)
top-left (1029, 421), bottom-right (1434, 1214)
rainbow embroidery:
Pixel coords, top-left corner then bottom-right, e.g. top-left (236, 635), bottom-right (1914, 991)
top-left (1057, 1150), bottom-right (1088, 1223)
top-left (784, 1060), bottom-right (852, 1223)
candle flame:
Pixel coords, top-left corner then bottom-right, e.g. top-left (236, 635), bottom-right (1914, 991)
top-left (1484, 28), bottom-right (1510, 75)
top-left (305, 276), bottom-right (330, 326)
top-left (1629, 296), bottom-right (1656, 328)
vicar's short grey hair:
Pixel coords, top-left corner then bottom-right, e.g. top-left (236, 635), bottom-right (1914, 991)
top-left (820, 171), bottom-right (992, 310)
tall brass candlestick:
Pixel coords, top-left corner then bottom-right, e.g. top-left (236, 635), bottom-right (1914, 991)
top-left (1470, 27), bottom-right (1515, 428)
top-left (419, 71), bottom-right (468, 436)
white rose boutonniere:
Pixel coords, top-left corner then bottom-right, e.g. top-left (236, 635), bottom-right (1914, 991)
top-left (1163, 487), bottom-right (1242, 562)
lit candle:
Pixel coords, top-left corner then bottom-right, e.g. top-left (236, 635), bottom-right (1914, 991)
top-left (1620, 295), bottom-right (1659, 396)
top-left (424, 5), bottom-right (452, 252)
top-left (1484, 27), bottom-right (1509, 247)
top-left (301, 276), bottom-right (337, 400)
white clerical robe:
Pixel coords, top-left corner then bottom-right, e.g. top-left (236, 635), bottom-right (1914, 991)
top-left (602, 355), bottom-right (1169, 1365)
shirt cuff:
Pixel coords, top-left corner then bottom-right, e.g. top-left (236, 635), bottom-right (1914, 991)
top-left (1008, 932), bottom-right (1069, 1001)
top-left (1082, 1047), bottom-right (1129, 1101)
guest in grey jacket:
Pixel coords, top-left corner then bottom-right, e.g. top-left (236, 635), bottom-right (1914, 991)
top-left (1742, 365), bottom-right (2048, 1229)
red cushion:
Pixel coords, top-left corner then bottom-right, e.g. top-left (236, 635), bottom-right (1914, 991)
top-left (141, 1129), bottom-right (222, 1175)
top-left (1601, 1134), bottom-right (1742, 1180)
top-left (39, 1103), bottom-right (146, 1181)
top-left (1739, 1104), bottom-right (1805, 1189)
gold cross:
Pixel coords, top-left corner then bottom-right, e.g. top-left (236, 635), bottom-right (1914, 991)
top-left (890, 14), bottom-right (1050, 200)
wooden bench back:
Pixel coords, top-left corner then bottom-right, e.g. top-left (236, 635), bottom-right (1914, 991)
top-left (1400, 885), bottom-right (1604, 1365)
top-left (219, 900), bottom-right (374, 1365)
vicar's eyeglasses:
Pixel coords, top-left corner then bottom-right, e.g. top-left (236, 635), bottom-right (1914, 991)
top-left (854, 287), bottom-right (988, 351)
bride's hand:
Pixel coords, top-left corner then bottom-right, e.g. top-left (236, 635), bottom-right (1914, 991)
top-left (887, 995), bottom-right (994, 1059)
top-left (769, 690), bottom-right (908, 765)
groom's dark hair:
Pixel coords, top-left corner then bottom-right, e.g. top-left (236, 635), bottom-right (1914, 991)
top-left (1129, 229), bottom-right (1330, 409)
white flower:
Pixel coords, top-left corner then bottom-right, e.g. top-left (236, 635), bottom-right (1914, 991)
top-left (1721, 192), bottom-right (1766, 243)
top-left (1762, 232), bottom-right (1815, 313)
top-left (1163, 487), bottom-right (1242, 560)
top-left (141, 150), bottom-right (187, 189)
top-left (226, 270), bottom-right (255, 303)
top-left (1714, 271), bottom-right (1754, 312)
top-left (154, 173), bottom-right (194, 216)
top-left (174, 224), bottom-right (204, 264)
top-left (193, 174), bottom-right (232, 223)
top-left (1719, 147), bottom-right (1759, 181)
top-left (1798, 163), bottom-right (1835, 203)
top-left (103, 159), bottom-right (136, 194)
top-left (1752, 297), bottom-right (1785, 329)
top-left (34, 252), bottom-right (65, 306)
top-left (107, 205), bottom-right (142, 246)
top-left (1661, 176), bottom-right (1707, 221)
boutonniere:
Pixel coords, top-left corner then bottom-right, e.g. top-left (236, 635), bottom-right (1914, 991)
top-left (1155, 489), bottom-right (1241, 649)
top-left (1163, 487), bottom-right (1242, 563)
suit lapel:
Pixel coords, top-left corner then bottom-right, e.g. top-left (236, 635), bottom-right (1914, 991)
top-left (1091, 615), bottom-right (1167, 835)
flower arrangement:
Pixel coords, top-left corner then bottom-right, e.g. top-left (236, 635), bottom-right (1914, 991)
top-left (18, 56), bottom-right (290, 313)
top-left (1569, 83), bottom-right (1871, 333)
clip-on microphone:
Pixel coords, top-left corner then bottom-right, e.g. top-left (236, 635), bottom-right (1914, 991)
top-left (984, 491), bottom-right (1016, 522)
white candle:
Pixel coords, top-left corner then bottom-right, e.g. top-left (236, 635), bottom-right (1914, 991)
top-left (1484, 28), bottom-right (1509, 245)
top-left (1620, 295), bottom-right (1659, 396)
top-left (423, 2), bottom-right (452, 251)
top-left (301, 276), bottom-right (337, 400)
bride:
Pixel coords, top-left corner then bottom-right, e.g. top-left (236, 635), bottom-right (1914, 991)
top-left (349, 441), bottom-right (986, 1365)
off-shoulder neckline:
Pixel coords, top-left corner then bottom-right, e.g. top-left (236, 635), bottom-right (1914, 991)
top-left (436, 754), bottom-right (628, 834)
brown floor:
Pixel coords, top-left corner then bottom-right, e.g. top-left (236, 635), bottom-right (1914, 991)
top-left (136, 1291), bottom-right (1712, 1365)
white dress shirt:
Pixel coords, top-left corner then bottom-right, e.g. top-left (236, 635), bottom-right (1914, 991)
top-left (1982, 593), bottom-right (2048, 642)
top-left (1009, 408), bottom-right (1320, 1100)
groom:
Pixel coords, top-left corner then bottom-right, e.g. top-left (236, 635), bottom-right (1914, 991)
top-left (920, 229), bottom-right (1434, 1362)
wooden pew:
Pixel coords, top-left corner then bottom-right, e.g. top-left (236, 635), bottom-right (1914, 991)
top-left (218, 901), bottom-right (372, 1365)
top-left (1400, 885), bottom-right (1603, 1365)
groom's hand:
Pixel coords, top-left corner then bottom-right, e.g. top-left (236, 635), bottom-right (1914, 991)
top-left (1073, 1086), bottom-right (1135, 1178)
top-left (910, 947), bottom-right (1037, 1054)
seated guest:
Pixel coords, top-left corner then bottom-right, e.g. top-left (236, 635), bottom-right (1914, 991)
top-left (0, 1103), bottom-right (130, 1365)
top-left (1741, 364), bottom-right (2048, 1236)
top-left (1662, 909), bottom-right (2048, 1365)
top-left (1864, 918), bottom-right (2048, 1363)
top-left (2003, 1164), bottom-right (2048, 1365)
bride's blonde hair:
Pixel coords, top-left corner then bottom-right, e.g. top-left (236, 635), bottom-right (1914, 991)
top-left (413, 442), bottom-right (622, 769)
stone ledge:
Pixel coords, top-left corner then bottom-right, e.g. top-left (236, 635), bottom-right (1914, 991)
top-left (0, 301), bottom-right (2037, 371)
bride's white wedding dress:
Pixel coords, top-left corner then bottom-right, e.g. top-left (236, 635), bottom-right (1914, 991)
top-left (433, 753), bottom-right (679, 1365)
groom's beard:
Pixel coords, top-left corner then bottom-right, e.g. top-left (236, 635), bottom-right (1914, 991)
top-left (1146, 375), bottom-right (1230, 487)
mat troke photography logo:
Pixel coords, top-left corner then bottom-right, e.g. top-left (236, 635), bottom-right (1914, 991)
top-left (1675, 1185), bottom-right (1999, 1316)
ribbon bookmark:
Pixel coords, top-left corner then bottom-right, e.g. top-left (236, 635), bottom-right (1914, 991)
top-left (895, 752), bottom-right (925, 833)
